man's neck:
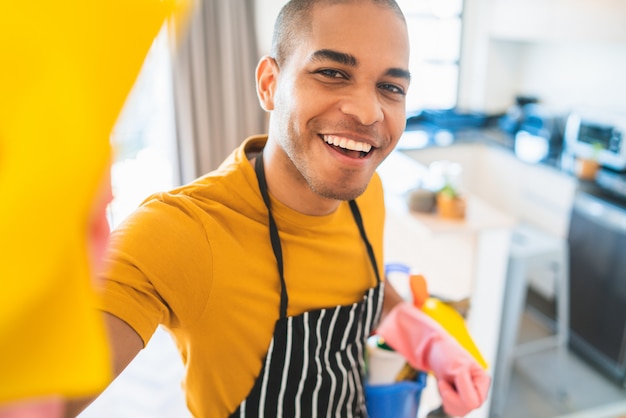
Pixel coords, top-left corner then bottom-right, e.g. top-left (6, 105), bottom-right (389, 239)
top-left (257, 139), bottom-right (342, 216)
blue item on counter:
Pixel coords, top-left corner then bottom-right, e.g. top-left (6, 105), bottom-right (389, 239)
top-left (420, 109), bottom-right (487, 130)
top-left (365, 372), bottom-right (427, 418)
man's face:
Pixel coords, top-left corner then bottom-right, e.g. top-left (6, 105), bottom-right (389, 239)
top-left (266, 1), bottom-right (410, 202)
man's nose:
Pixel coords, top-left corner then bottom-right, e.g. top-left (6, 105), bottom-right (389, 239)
top-left (340, 87), bottom-right (384, 126)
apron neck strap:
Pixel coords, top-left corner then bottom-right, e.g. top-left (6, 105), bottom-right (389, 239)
top-left (349, 200), bottom-right (382, 286)
top-left (255, 151), bottom-right (289, 318)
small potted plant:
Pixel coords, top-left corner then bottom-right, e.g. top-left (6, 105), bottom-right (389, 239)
top-left (436, 181), bottom-right (466, 220)
top-left (575, 142), bottom-right (602, 180)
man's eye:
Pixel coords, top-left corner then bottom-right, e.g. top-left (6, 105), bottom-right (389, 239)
top-left (317, 69), bottom-right (346, 79)
top-left (379, 83), bottom-right (406, 96)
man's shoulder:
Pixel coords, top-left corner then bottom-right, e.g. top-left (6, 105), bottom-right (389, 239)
top-left (157, 136), bottom-right (264, 203)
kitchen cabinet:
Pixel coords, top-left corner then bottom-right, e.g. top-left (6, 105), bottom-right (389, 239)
top-left (489, 0), bottom-right (626, 43)
top-left (516, 160), bottom-right (577, 239)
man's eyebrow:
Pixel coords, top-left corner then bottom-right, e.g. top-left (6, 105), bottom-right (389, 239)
top-left (309, 48), bottom-right (411, 81)
top-left (386, 67), bottom-right (411, 82)
top-left (309, 49), bottom-right (357, 67)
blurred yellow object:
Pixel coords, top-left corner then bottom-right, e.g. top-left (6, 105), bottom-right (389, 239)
top-left (0, 0), bottom-right (190, 403)
top-left (410, 274), bottom-right (488, 370)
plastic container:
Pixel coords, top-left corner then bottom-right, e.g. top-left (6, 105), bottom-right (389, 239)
top-left (366, 338), bottom-right (407, 385)
top-left (365, 372), bottom-right (427, 418)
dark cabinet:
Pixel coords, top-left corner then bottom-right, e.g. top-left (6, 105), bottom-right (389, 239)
top-left (568, 189), bottom-right (626, 385)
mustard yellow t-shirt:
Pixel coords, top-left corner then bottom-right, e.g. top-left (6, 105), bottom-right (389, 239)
top-left (99, 135), bottom-right (386, 417)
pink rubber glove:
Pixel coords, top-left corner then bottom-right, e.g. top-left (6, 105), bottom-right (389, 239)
top-left (376, 302), bottom-right (491, 417)
top-left (0, 397), bottom-right (64, 418)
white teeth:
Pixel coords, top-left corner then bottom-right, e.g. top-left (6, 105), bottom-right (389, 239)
top-left (323, 135), bottom-right (372, 153)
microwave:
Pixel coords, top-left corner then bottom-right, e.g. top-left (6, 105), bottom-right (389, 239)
top-left (565, 110), bottom-right (626, 171)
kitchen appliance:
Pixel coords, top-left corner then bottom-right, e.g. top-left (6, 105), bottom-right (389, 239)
top-left (498, 95), bottom-right (539, 134)
top-left (565, 109), bottom-right (626, 172)
top-left (504, 103), bottom-right (565, 163)
top-left (567, 187), bottom-right (626, 385)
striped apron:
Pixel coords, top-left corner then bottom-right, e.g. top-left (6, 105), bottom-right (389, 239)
top-left (229, 152), bottom-right (384, 417)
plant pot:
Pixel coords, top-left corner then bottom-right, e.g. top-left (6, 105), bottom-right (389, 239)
top-left (575, 158), bottom-right (599, 180)
top-left (436, 193), bottom-right (466, 220)
top-left (407, 187), bottom-right (437, 213)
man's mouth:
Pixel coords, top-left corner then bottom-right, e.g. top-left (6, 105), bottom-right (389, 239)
top-left (322, 135), bottom-right (372, 158)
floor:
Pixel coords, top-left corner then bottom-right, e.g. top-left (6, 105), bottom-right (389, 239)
top-left (491, 309), bottom-right (626, 418)
top-left (78, 310), bottom-right (626, 418)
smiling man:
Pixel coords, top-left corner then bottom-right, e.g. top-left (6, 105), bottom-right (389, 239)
top-left (67, 1), bottom-right (490, 417)
top-left (259, 1), bottom-right (410, 211)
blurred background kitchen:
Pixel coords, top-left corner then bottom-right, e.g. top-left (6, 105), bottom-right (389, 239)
top-left (80, 0), bottom-right (626, 417)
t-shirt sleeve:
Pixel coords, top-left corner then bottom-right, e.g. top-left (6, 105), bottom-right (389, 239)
top-left (97, 195), bottom-right (213, 346)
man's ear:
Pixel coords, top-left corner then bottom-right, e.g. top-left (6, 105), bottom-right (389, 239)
top-left (256, 56), bottom-right (279, 111)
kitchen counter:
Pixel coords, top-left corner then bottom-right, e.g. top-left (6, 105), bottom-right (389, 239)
top-left (397, 122), bottom-right (562, 169)
top-left (397, 122), bottom-right (626, 209)
top-left (398, 124), bottom-right (515, 151)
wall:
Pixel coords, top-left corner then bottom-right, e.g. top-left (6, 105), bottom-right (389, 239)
top-left (459, 0), bottom-right (626, 114)
top-left (254, 0), bottom-right (286, 56)
top-left (518, 42), bottom-right (626, 113)
top-left (471, 39), bottom-right (626, 115)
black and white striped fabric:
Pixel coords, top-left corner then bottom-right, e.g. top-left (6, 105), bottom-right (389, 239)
top-left (231, 284), bottom-right (384, 418)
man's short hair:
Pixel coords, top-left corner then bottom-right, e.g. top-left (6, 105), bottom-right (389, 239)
top-left (270, 0), bottom-right (405, 66)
